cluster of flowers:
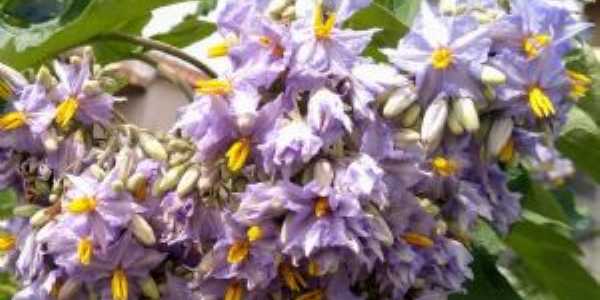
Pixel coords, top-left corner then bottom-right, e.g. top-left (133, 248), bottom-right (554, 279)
top-left (0, 0), bottom-right (593, 299)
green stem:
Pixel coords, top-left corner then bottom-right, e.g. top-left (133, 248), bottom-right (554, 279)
top-left (99, 32), bottom-right (218, 78)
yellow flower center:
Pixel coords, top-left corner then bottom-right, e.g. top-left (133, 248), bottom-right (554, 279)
top-left (225, 137), bottom-right (251, 173)
top-left (77, 237), bottom-right (93, 266)
top-left (195, 79), bottom-right (233, 95)
top-left (55, 97), bottom-right (79, 129)
top-left (111, 268), bottom-right (128, 300)
top-left (0, 111), bottom-right (27, 131)
top-left (67, 197), bottom-right (97, 214)
top-left (207, 41), bottom-right (231, 58)
top-left (227, 240), bottom-right (250, 264)
top-left (246, 225), bottom-right (264, 243)
top-left (280, 263), bottom-right (307, 292)
top-left (523, 33), bottom-right (552, 59)
top-left (527, 86), bottom-right (555, 119)
top-left (297, 289), bottom-right (325, 300)
top-left (432, 157), bottom-right (459, 177)
top-left (0, 233), bottom-right (16, 251)
top-left (499, 138), bottom-right (515, 164)
top-left (566, 70), bottom-right (592, 101)
top-left (0, 79), bottom-right (12, 100)
top-left (431, 47), bottom-right (454, 70)
top-left (224, 281), bottom-right (243, 300)
top-left (259, 36), bottom-right (285, 58)
top-left (308, 259), bottom-right (321, 277)
top-left (402, 232), bottom-right (435, 248)
top-left (313, 197), bottom-right (331, 218)
top-left (314, 2), bottom-right (336, 40)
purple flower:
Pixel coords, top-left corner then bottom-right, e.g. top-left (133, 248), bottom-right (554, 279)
top-left (307, 88), bottom-right (353, 146)
top-left (383, 1), bottom-right (491, 104)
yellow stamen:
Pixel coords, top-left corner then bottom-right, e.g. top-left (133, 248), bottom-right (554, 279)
top-left (0, 111), bottom-right (27, 131)
top-left (523, 33), bottom-right (552, 59)
top-left (67, 197), bottom-right (97, 214)
top-left (246, 225), bottom-right (264, 243)
top-left (499, 139), bottom-right (515, 164)
top-left (314, 2), bottom-right (336, 40)
top-left (224, 281), bottom-right (243, 300)
top-left (432, 157), bottom-right (459, 177)
top-left (0, 79), bottom-right (12, 100)
top-left (280, 263), bottom-right (307, 292)
top-left (77, 237), bottom-right (93, 266)
top-left (296, 289), bottom-right (325, 300)
top-left (314, 197), bottom-right (331, 218)
top-left (527, 86), bottom-right (555, 119)
top-left (111, 268), bottom-right (128, 300)
top-left (195, 79), bottom-right (233, 95)
top-left (259, 36), bottom-right (272, 47)
top-left (55, 97), bottom-right (79, 129)
top-left (259, 36), bottom-right (285, 58)
top-left (566, 70), bottom-right (592, 101)
top-left (431, 48), bottom-right (454, 70)
top-left (227, 240), bottom-right (250, 264)
top-left (308, 259), bottom-right (320, 277)
top-left (402, 232), bottom-right (435, 248)
top-left (0, 233), bottom-right (16, 251)
top-left (225, 138), bottom-right (251, 173)
top-left (207, 41), bottom-right (231, 58)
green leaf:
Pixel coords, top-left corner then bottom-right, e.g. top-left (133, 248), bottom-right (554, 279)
top-left (471, 221), bottom-right (506, 256)
top-left (522, 182), bottom-right (569, 225)
top-left (391, 0), bottom-right (422, 26)
top-left (0, 0), bottom-right (184, 69)
top-left (505, 221), bottom-right (600, 300)
top-left (196, 0), bottom-right (217, 16)
top-left (345, 3), bottom-right (408, 61)
top-left (92, 13), bottom-right (151, 64)
top-left (557, 106), bottom-right (600, 183)
top-left (449, 247), bottom-right (524, 300)
top-left (151, 15), bottom-right (216, 48)
top-left (0, 189), bottom-right (17, 219)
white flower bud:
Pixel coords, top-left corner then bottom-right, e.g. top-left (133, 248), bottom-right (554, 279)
top-left (487, 117), bottom-right (514, 156)
top-left (421, 98), bottom-right (448, 151)
top-left (157, 163), bottom-right (190, 195)
top-left (0, 62), bottom-right (27, 87)
top-left (139, 132), bottom-right (168, 162)
top-left (36, 66), bottom-right (56, 89)
top-left (82, 80), bottom-right (101, 95)
top-left (453, 97), bottom-right (480, 132)
top-left (383, 88), bottom-right (417, 119)
top-left (177, 166), bottom-right (200, 197)
top-left (111, 180), bottom-right (124, 192)
top-left (394, 128), bottom-right (421, 146)
top-left (313, 159), bottom-right (334, 188)
top-left (13, 204), bottom-right (42, 218)
top-left (89, 164), bottom-right (106, 180)
top-left (167, 139), bottom-right (193, 152)
top-left (480, 65), bottom-right (506, 85)
top-left (139, 277), bottom-right (161, 300)
top-left (43, 135), bottom-right (59, 153)
top-left (130, 214), bottom-right (156, 246)
top-left (439, 0), bottom-right (458, 15)
top-left (58, 278), bottom-right (82, 300)
top-left (447, 109), bottom-right (465, 135)
top-left (401, 104), bottom-right (421, 127)
top-left (236, 113), bottom-right (257, 136)
top-left (31, 209), bottom-right (51, 227)
top-left (126, 173), bottom-right (146, 193)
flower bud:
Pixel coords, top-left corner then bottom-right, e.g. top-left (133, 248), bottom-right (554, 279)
top-left (111, 180), bottom-right (125, 192)
top-left (130, 214), bottom-right (156, 246)
top-left (447, 109), bottom-right (465, 135)
top-left (36, 66), bottom-right (56, 89)
top-left (453, 97), bottom-right (480, 132)
top-left (13, 204), bottom-right (42, 218)
top-left (401, 104), bottom-right (421, 127)
top-left (383, 87), bottom-right (417, 119)
top-left (31, 209), bottom-right (51, 227)
top-left (167, 139), bottom-right (193, 152)
top-left (421, 98), bottom-right (448, 151)
top-left (394, 129), bottom-right (421, 146)
top-left (177, 166), bottom-right (200, 197)
top-left (139, 277), bottom-right (161, 300)
top-left (439, 0), bottom-right (458, 15)
top-left (313, 159), bottom-right (334, 188)
top-left (236, 113), bottom-right (256, 137)
top-left (0, 62), bottom-right (27, 87)
top-left (157, 163), bottom-right (190, 195)
top-left (82, 80), bottom-right (102, 95)
top-left (89, 164), bottom-right (106, 180)
top-left (480, 65), bottom-right (506, 85)
top-left (43, 135), bottom-right (59, 153)
top-left (487, 117), bottom-right (514, 157)
top-left (139, 132), bottom-right (168, 162)
top-left (58, 278), bottom-right (82, 300)
top-left (126, 173), bottom-right (146, 193)
top-left (365, 204), bottom-right (394, 246)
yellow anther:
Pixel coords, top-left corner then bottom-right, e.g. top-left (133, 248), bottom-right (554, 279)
top-left (0, 111), bottom-right (27, 131)
top-left (402, 232), bottom-right (435, 248)
top-left (227, 240), bottom-right (250, 264)
top-left (528, 86), bottom-right (555, 119)
top-left (313, 197), bottom-right (331, 218)
top-left (195, 79), bottom-right (233, 95)
top-left (133, 181), bottom-right (147, 202)
top-left (280, 263), bottom-right (307, 292)
top-left (225, 138), bottom-right (251, 173)
top-left (523, 33), bottom-right (552, 59)
top-left (0, 233), bottom-right (16, 251)
top-left (77, 237), bottom-right (93, 266)
top-left (431, 47), bottom-right (454, 70)
top-left (432, 157), bottom-right (459, 177)
top-left (55, 97), bottom-right (79, 129)
top-left (67, 197), bottom-right (97, 214)
top-left (246, 225), bottom-right (264, 243)
top-left (111, 268), bottom-right (128, 300)
top-left (296, 289), bottom-right (325, 300)
top-left (0, 79), bottom-right (12, 100)
top-left (224, 281), bottom-right (243, 300)
top-left (566, 70), bottom-right (592, 101)
top-left (207, 41), bottom-right (231, 58)
top-left (499, 139), bottom-right (515, 164)
top-left (308, 259), bottom-right (321, 277)
top-left (314, 2), bottom-right (336, 40)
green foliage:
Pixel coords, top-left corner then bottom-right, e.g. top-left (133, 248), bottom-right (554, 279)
top-left (196, 0), bottom-right (217, 16)
top-left (557, 107), bottom-right (600, 183)
top-left (0, 189), bottom-right (16, 219)
top-left (151, 15), bottom-right (216, 49)
top-left (564, 44), bottom-right (600, 126)
top-left (0, 0), bottom-right (186, 69)
top-left (92, 14), bottom-right (151, 65)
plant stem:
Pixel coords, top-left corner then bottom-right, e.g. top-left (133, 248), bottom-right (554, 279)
top-left (99, 32), bottom-right (218, 78)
